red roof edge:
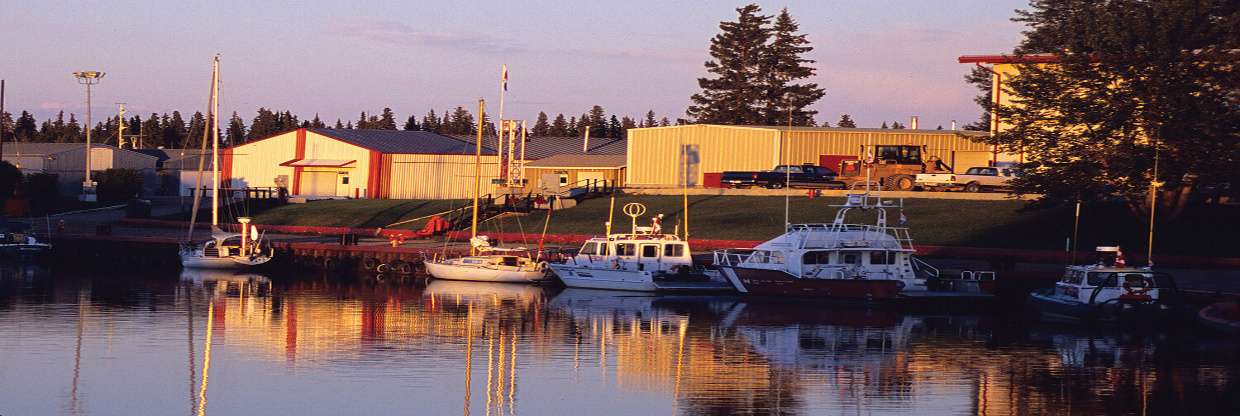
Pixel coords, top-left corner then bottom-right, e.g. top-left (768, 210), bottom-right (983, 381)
top-left (958, 54), bottom-right (1061, 64)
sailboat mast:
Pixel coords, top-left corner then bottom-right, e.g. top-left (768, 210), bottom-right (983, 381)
top-left (210, 57), bottom-right (220, 229)
top-left (471, 99), bottom-right (485, 255)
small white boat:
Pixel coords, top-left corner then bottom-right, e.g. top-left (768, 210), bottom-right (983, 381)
top-left (1028, 246), bottom-right (1177, 321)
top-left (425, 237), bottom-right (549, 283)
top-left (178, 57), bottom-right (274, 270)
top-left (548, 202), bottom-right (731, 293)
top-left (0, 222), bottom-right (51, 261)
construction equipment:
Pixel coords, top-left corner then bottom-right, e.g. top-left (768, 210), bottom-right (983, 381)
top-left (834, 145), bottom-right (952, 191)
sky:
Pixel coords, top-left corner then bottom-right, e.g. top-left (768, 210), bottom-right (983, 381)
top-left (0, 0), bottom-right (1028, 130)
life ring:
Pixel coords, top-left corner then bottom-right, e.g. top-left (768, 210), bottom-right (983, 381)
top-left (363, 257), bottom-right (380, 271)
top-left (376, 263), bottom-right (391, 273)
top-left (396, 261), bottom-right (413, 274)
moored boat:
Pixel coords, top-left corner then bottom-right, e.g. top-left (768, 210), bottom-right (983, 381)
top-left (1197, 301), bottom-right (1240, 334)
top-left (713, 189), bottom-right (993, 301)
top-left (0, 221), bottom-right (51, 262)
top-left (548, 202), bottom-right (732, 293)
top-left (1027, 246), bottom-right (1178, 321)
top-left (424, 237), bottom-right (550, 283)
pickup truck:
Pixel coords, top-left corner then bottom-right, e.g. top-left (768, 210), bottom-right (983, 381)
top-left (915, 166), bottom-right (1019, 192)
top-left (721, 164), bottom-right (838, 189)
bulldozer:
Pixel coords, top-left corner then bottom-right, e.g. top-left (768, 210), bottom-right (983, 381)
top-left (834, 145), bottom-right (951, 191)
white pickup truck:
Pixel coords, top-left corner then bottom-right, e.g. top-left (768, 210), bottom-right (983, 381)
top-left (915, 166), bottom-right (1020, 192)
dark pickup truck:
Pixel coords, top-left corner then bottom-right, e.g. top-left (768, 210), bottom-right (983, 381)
top-left (721, 164), bottom-right (838, 189)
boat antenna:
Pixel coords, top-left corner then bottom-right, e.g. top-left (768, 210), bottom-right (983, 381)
top-left (1146, 128), bottom-right (1160, 267)
top-left (783, 91), bottom-right (792, 227)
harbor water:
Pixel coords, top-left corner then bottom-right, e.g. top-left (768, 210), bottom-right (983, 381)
top-left (1, 269), bottom-right (1237, 415)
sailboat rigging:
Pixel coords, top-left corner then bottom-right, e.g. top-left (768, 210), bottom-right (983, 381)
top-left (179, 56), bottom-right (273, 269)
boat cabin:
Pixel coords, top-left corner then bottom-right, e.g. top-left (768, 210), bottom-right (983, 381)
top-left (570, 233), bottom-right (691, 273)
top-left (1055, 265), bottom-right (1165, 304)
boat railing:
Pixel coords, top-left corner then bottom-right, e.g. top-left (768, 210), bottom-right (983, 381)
top-left (910, 256), bottom-right (939, 278)
top-left (788, 223), bottom-right (914, 250)
top-left (958, 270), bottom-right (995, 281)
top-left (713, 250), bottom-right (772, 267)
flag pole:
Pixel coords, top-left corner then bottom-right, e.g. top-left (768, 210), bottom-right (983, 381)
top-left (497, 64), bottom-right (507, 150)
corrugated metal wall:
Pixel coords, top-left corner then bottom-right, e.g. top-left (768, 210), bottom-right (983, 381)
top-left (522, 167), bottom-right (624, 192)
top-left (381, 154), bottom-right (502, 199)
top-left (627, 125), bottom-right (778, 186)
top-left (303, 131), bottom-right (372, 197)
top-left (227, 131), bottom-right (297, 189)
top-left (627, 125), bottom-right (994, 186)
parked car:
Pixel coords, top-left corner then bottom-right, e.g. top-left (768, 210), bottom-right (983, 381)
top-left (916, 166), bottom-right (1020, 192)
top-left (721, 164), bottom-right (837, 189)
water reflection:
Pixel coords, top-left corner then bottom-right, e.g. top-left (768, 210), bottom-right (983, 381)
top-left (0, 272), bottom-right (1236, 415)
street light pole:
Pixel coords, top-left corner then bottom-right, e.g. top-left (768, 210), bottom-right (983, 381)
top-left (73, 71), bottom-right (105, 201)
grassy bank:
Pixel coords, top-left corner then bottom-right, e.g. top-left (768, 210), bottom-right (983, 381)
top-left (252, 195), bottom-right (1240, 257)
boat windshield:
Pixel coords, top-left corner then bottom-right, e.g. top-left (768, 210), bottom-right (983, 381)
top-left (580, 242), bottom-right (599, 255)
top-left (1089, 271), bottom-right (1155, 287)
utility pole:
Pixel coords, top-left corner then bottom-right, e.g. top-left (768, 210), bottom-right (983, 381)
top-left (73, 71), bottom-right (105, 201)
top-left (1, 79), bottom-right (6, 156)
top-left (116, 103), bottom-right (126, 148)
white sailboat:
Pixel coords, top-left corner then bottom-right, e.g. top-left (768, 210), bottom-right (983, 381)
top-left (179, 56), bottom-right (273, 269)
top-left (423, 98), bottom-right (548, 283)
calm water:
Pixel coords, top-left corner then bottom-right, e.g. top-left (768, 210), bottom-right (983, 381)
top-left (1, 269), bottom-right (1238, 416)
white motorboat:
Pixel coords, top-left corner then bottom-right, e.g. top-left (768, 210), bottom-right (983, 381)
top-left (0, 221), bottom-right (51, 261)
top-left (1027, 246), bottom-right (1178, 321)
top-left (179, 56), bottom-right (273, 270)
top-left (548, 202), bottom-right (731, 292)
top-left (712, 189), bottom-right (992, 301)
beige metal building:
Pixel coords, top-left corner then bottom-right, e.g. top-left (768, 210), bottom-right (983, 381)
top-left (524, 154), bottom-right (626, 194)
top-left (225, 128), bottom-right (501, 199)
top-left (625, 124), bottom-right (996, 187)
top-left (3, 143), bottom-right (159, 194)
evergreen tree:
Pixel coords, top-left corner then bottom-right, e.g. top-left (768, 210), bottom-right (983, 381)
top-left (356, 111), bottom-right (368, 129)
top-left (567, 116), bottom-right (578, 136)
top-left (0, 111), bottom-right (12, 142)
top-left (836, 114), bottom-right (856, 128)
top-left (588, 106), bottom-right (608, 137)
top-left (962, 65), bottom-right (993, 131)
top-left (891, 121), bottom-right (905, 129)
top-left (65, 114), bottom-right (84, 143)
top-left (377, 108), bottom-right (398, 130)
top-left (992, 0), bottom-right (1240, 217)
top-left (141, 114), bottom-right (162, 147)
top-left (281, 111), bottom-right (299, 132)
top-left (421, 109), bottom-right (441, 133)
top-left (50, 111), bottom-right (67, 142)
top-left (164, 111), bottom-right (188, 148)
top-left (226, 112), bottom-right (246, 145)
top-left (550, 113), bottom-right (568, 136)
top-left (643, 110), bottom-right (657, 128)
top-left (248, 108), bottom-right (278, 141)
top-left (187, 111), bottom-right (207, 148)
top-left (13, 111), bottom-right (37, 142)
top-left (607, 115), bottom-right (622, 138)
top-left (346, 121), bottom-right (353, 129)
top-left (936, 125), bottom-right (943, 130)
top-left (449, 107), bottom-right (475, 134)
top-left (403, 114), bottom-right (419, 131)
top-left (686, 4), bottom-right (772, 124)
top-left (880, 121), bottom-right (888, 129)
top-left (532, 111), bottom-right (550, 136)
top-left (761, 8), bottom-right (825, 125)
top-left (311, 114), bottom-right (326, 128)
top-left (659, 117), bottom-right (671, 127)
top-left (621, 116), bottom-right (637, 131)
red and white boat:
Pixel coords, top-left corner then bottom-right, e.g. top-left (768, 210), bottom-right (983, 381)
top-left (713, 190), bottom-right (985, 301)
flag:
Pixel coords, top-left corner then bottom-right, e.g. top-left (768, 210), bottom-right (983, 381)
top-left (501, 64), bottom-right (508, 91)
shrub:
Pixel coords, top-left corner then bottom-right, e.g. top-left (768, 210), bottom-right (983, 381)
top-left (94, 168), bottom-right (144, 203)
top-left (22, 173), bottom-right (60, 215)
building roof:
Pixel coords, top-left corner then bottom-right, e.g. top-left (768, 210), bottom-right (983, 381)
top-left (628, 124), bottom-right (989, 136)
top-left (525, 154), bottom-right (626, 168)
top-left (311, 128), bottom-right (496, 155)
top-left (446, 135), bottom-right (627, 159)
top-left (1, 142), bottom-right (158, 159)
top-left (958, 53), bottom-right (1061, 64)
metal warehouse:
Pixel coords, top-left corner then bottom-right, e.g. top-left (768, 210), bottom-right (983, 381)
top-left (625, 124), bottom-right (996, 187)
top-left (225, 128), bottom-right (501, 199)
top-left (2, 143), bottom-right (159, 194)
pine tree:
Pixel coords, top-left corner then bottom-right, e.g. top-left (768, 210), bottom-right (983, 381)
top-left (164, 111), bottom-right (188, 148)
top-left (761, 8), bottom-right (825, 125)
top-left (567, 116), bottom-right (578, 136)
top-left (880, 121), bottom-right (888, 129)
top-left (660, 117), bottom-right (671, 127)
top-left (334, 119), bottom-right (344, 129)
top-left (186, 112), bottom-right (207, 148)
top-left (141, 114), bottom-right (162, 147)
top-left (64, 113), bottom-right (82, 143)
top-left (377, 108), bottom-right (398, 130)
top-left (836, 114), bottom-right (856, 128)
top-left (421, 109), bottom-right (441, 133)
top-left (962, 65), bottom-right (993, 131)
top-left (345, 121), bottom-right (353, 129)
top-left (588, 106), bottom-right (608, 137)
top-left (532, 111), bottom-right (550, 136)
top-left (311, 114), bottom-right (325, 128)
top-left (550, 113), bottom-right (568, 136)
top-left (280, 111), bottom-right (299, 132)
top-left (0, 111), bottom-right (13, 143)
top-left (891, 121), bottom-right (905, 129)
top-left (606, 115), bottom-right (622, 138)
top-left (643, 110), bottom-right (657, 128)
top-left (686, 4), bottom-right (772, 124)
top-left (356, 111), bottom-right (368, 129)
top-left (226, 112), bottom-right (246, 145)
top-left (449, 107), bottom-right (475, 134)
top-left (248, 108), bottom-right (278, 141)
top-left (403, 115), bottom-right (419, 131)
top-left (13, 111), bottom-right (37, 142)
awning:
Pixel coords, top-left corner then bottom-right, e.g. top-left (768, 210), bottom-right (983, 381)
top-left (279, 159), bottom-right (356, 168)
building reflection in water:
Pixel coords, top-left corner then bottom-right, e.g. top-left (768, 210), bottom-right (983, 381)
top-left (0, 270), bottom-right (1235, 415)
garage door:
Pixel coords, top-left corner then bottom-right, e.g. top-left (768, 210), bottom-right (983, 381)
top-left (300, 171), bottom-right (338, 196)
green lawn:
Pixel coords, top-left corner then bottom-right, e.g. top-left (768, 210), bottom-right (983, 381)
top-left (247, 195), bottom-right (1240, 256)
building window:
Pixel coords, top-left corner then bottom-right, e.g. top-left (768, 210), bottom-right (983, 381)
top-left (341, 176), bottom-right (350, 184)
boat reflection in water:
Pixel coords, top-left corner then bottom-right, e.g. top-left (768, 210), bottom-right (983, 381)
top-left (0, 274), bottom-right (1237, 415)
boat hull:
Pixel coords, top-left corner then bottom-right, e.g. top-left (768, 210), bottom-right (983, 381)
top-left (0, 243), bottom-right (52, 262)
top-left (425, 261), bottom-right (549, 283)
top-left (550, 265), bottom-right (659, 291)
top-left (181, 253), bottom-right (272, 270)
top-left (720, 266), bottom-right (901, 300)
top-left (1027, 288), bottom-right (1168, 321)
top-left (1198, 302), bottom-right (1240, 334)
